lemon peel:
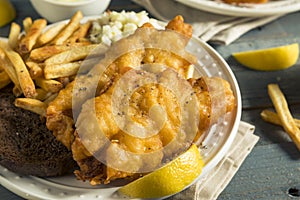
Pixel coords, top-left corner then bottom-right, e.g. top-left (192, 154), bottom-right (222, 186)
top-left (232, 43), bottom-right (299, 71)
top-left (0, 0), bottom-right (16, 27)
top-left (118, 144), bottom-right (203, 199)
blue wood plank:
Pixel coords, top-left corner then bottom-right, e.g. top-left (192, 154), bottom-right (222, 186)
top-left (219, 143), bottom-right (300, 200)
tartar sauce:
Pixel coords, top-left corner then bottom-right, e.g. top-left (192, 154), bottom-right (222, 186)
top-left (89, 11), bottom-right (155, 46)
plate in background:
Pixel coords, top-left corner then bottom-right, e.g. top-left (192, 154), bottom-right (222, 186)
top-left (175, 0), bottom-right (300, 16)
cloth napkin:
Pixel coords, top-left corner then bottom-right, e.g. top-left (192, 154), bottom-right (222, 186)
top-left (132, 0), bottom-right (283, 45)
top-left (169, 121), bottom-right (259, 200)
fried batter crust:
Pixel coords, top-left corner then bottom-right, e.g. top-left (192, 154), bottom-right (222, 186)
top-left (72, 74), bottom-right (235, 185)
top-left (46, 15), bottom-right (236, 185)
top-left (46, 16), bottom-right (193, 150)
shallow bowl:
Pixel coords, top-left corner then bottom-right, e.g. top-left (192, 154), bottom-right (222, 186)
top-left (30, 0), bottom-right (111, 22)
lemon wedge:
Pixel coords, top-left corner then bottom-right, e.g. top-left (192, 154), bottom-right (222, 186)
top-left (118, 144), bottom-right (204, 199)
top-left (232, 43), bottom-right (299, 71)
top-left (0, 0), bottom-right (16, 27)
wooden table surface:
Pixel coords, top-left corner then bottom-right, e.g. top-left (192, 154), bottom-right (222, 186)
top-left (1, 0), bottom-right (300, 199)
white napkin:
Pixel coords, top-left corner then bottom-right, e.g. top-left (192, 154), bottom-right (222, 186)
top-left (195, 121), bottom-right (259, 200)
top-left (168, 121), bottom-right (259, 200)
top-left (132, 0), bottom-right (283, 45)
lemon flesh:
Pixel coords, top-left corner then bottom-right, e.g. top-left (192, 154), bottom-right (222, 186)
top-left (232, 43), bottom-right (299, 71)
top-left (118, 144), bottom-right (204, 199)
top-left (0, 0), bottom-right (16, 27)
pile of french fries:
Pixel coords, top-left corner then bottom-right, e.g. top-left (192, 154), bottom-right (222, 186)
top-left (0, 11), bottom-right (101, 117)
top-left (261, 84), bottom-right (300, 150)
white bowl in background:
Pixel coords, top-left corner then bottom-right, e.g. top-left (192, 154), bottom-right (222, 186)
top-left (30, 0), bottom-right (111, 22)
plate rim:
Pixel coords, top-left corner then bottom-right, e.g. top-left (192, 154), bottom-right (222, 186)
top-left (194, 38), bottom-right (242, 176)
top-left (175, 0), bottom-right (300, 17)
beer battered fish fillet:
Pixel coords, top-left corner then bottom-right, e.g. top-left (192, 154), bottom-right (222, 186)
top-left (46, 16), bottom-right (193, 150)
top-left (46, 15), bottom-right (236, 185)
top-left (72, 70), bottom-right (235, 185)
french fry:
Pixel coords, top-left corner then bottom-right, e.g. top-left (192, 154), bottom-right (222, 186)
top-left (57, 76), bottom-right (71, 87)
top-left (43, 92), bottom-right (58, 105)
top-left (35, 88), bottom-right (53, 101)
top-left (14, 98), bottom-right (47, 117)
top-left (19, 19), bottom-right (47, 54)
top-left (29, 45), bottom-right (70, 62)
top-left (1, 11), bottom-right (104, 114)
top-left (44, 61), bottom-right (81, 79)
top-left (13, 85), bottom-right (22, 97)
top-left (38, 23), bottom-right (66, 45)
top-left (261, 109), bottom-right (300, 128)
top-left (29, 44), bottom-right (83, 62)
top-left (0, 41), bottom-right (36, 98)
top-left (44, 44), bottom-right (98, 65)
top-left (74, 57), bottom-right (101, 75)
top-left (23, 17), bottom-right (32, 34)
top-left (26, 61), bottom-right (43, 79)
top-left (66, 21), bottom-right (91, 44)
top-left (35, 77), bottom-right (63, 93)
top-left (8, 22), bottom-right (21, 50)
top-left (0, 46), bottom-right (22, 93)
top-left (268, 84), bottom-right (300, 150)
top-left (52, 11), bottom-right (83, 45)
top-left (0, 70), bottom-right (11, 89)
top-left (76, 38), bottom-right (92, 44)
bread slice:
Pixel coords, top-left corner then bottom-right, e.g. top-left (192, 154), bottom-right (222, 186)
top-left (0, 85), bottom-right (77, 177)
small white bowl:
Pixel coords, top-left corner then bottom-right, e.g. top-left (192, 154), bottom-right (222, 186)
top-left (30, 0), bottom-right (111, 22)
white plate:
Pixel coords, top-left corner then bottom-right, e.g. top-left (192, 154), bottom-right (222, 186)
top-left (175, 0), bottom-right (300, 17)
top-left (0, 17), bottom-right (241, 200)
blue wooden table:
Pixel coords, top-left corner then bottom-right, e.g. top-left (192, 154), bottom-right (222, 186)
top-left (1, 0), bottom-right (300, 199)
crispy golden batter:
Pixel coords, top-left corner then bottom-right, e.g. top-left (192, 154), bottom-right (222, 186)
top-left (73, 69), bottom-right (185, 184)
top-left (46, 15), bottom-right (236, 185)
top-left (46, 16), bottom-right (194, 149)
top-left (72, 70), bottom-right (235, 185)
top-left (165, 15), bottom-right (192, 39)
top-left (189, 77), bottom-right (236, 142)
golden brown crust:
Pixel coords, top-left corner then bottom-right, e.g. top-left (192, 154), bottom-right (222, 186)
top-left (166, 15), bottom-right (193, 39)
top-left (45, 15), bottom-right (236, 185)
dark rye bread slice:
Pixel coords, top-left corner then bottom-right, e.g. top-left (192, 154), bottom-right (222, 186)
top-left (0, 85), bottom-right (77, 177)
